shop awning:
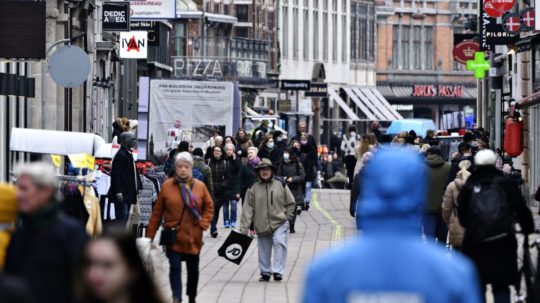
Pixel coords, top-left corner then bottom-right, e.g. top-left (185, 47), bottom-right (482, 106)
top-left (205, 13), bottom-right (237, 24)
top-left (343, 87), bottom-right (403, 121)
top-left (176, 0), bottom-right (202, 19)
top-left (10, 128), bottom-right (106, 156)
top-left (328, 88), bottom-right (361, 121)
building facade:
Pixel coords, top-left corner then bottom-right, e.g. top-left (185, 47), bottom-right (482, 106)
top-left (376, 0), bottom-right (478, 129)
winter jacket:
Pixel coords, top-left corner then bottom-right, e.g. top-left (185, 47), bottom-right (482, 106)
top-left (108, 146), bottom-right (142, 204)
top-left (147, 178), bottom-right (214, 255)
top-left (236, 163), bottom-right (258, 200)
top-left (0, 274), bottom-right (34, 303)
top-left (442, 172), bottom-right (467, 248)
top-left (340, 135), bottom-right (358, 157)
top-left (292, 133), bottom-right (318, 181)
top-left (303, 148), bottom-right (482, 303)
top-left (5, 203), bottom-right (88, 303)
top-left (425, 154), bottom-right (451, 213)
top-left (239, 178), bottom-right (296, 236)
top-left (224, 156), bottom-right (242, 200)
top-left (193, 155), bottom-right (214, 197)
top-left (458, 165), bottom-right (534, 286)
top-left (276, 160), bottom-right (305, 203)
top-left (258, 146), bottom-right (281, 166)
top-left (207, 157), bottom-right (229, 201)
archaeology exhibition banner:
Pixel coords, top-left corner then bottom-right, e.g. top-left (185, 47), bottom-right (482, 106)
top-left (148, 79), bottom-right (234, 158)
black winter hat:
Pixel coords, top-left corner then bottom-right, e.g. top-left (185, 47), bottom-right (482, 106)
top-left (193, 148), bottom-right (204, 157)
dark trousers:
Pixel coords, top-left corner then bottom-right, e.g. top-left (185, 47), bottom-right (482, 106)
top-left (422, 212), bottom-right (448, 245)
top-left (344, 155), bottom-right (356, 189)
top-left (114, 201), bottom-right (129, 225)
top-left (166, 250), bottom-right (200, 300)
top-left (211, 199), bottom-right (224, 233)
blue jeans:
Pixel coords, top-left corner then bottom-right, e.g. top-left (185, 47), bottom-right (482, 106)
top-left (222, 200), bottom-right (238, 223)
top-left (422, 213), bottom-right (448, 244)
top-left (114, 202), bottom-right (129, 224)
top-left (304, 182), bottom-right (312, 204)
top-left (166, 250), bottom-right (200, 300)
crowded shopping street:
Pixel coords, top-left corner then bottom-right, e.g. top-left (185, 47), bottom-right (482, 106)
top-left (4, 0), bottom-right (540, 302)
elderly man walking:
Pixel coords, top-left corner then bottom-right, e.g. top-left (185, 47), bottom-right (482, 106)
top-left (239, 158), bottom-right (296, 282)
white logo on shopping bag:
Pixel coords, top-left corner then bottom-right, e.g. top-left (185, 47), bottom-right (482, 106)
top-left (225, 244), bottom-right (243, 260)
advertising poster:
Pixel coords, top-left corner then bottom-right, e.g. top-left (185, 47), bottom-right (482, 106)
top-left (130, 0), bottom-right (175, 20)
top-left (148, 79), bottom-right (234, 158)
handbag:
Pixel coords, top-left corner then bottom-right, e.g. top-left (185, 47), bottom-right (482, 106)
top-left (159, 195), bottom-right (187, 246)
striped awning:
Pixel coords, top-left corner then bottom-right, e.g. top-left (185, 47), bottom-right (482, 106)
top-left (342, 87), bottom-right (403, 121)
top-left (328, 88), bottom-right (361, 121)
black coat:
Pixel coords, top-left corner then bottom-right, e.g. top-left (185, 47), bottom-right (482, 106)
top-left (108, 146), bottom-right (142, 204)
top-left (224, 156), bottom-right (242, 200)
top-left (4, 204), bottom-right (88, 303)
top-left (457, 166), bottom-right (534, 286)
top-left (207, 157), bottom-right (229, 201)
top-left (0, 274), bottom-right (34, 303)
top-left (276, 159), bottom-right (305, 203)
top-left (258, 147), bottom-right (281, 166)
top-left (236, 164), bottom-right (258, 200)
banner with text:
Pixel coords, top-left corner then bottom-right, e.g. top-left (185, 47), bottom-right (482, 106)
top-left (148, 79), bottom-right (234, 157)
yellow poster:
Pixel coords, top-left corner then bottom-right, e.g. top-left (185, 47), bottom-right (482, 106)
top-left (68, 154), bottom-right (95, 170)
top-left (51, 155), bottom-right (62, 168)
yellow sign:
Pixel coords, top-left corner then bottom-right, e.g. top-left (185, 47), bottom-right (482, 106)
top-left (68, 154), bottom-right (95, 170)
top-left (51, 155), bottom-right (62, 168)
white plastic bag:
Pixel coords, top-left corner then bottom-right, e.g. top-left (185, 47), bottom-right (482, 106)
top-left (136, 228), bottom-right (173, 303)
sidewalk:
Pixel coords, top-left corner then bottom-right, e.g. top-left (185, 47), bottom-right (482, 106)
top-left (193, 189), bottom-right (357, 303)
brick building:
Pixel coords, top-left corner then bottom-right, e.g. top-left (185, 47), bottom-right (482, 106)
top-left (375, 0), bottom-right (478, 129)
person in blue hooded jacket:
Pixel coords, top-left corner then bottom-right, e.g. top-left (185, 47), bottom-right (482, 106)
top-left (303, 148), bottom-right (482, 303)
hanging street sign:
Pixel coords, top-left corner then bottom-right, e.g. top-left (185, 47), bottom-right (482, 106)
top-left (119, 31), bottom-right (148, 59)
top-left (103, 2), bottom-right (130, 31)
top-left (453, 41), bottom-right (480, 64)
top-left (466, 52), bottom-right (491, 79)
top-left (484, 0), bottom-right (504, 18)
top-left (520, 8), bottom-right (535, 31)
top-left (503, 13), bottom-right (522, 35)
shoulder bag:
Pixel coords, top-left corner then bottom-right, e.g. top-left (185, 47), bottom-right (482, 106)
top-left (159, 185), bottom-right (187, 246)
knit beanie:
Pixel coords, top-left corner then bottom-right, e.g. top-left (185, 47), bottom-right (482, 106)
top-left (193, 148), bottom-right (204, 157)
top-left (0, 184), bottom-right (17, 223)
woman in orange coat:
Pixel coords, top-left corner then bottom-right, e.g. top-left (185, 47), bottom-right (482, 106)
top-left (147, 152), bottom-right (214, 303)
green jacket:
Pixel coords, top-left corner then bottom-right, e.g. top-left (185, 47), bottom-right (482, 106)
top-left (193, 156), bottom-right (214, 197)
top-left (239, 178), bottom-right (296, 236)
top-left (425, 154), bottom-right (451, 213)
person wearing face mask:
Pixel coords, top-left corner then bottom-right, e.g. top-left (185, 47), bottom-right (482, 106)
top-left (108, 132), bottom-right (142, 224)
top-left (223, 144), bottom-right (242, 228)
top-left (276, 147), bottom-right (305, 233)
top-left (273, 131), bottom-right (288, 160)
top-left (258, 134), bottom-right (281, 166)
top-left (207, 146), bottom-right (230, 238)
top-left (235, 147), bottom-right (261, 236)
top-left (147, 153), bottom-right (214, 303)
top-left (341, 126), bottom-right (359, 189)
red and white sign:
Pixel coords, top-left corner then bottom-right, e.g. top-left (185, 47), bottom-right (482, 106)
top-left (503, 13), bottom-right (522, 34)
top-left (119, 31), bottom-right (148, 59)
top-left (412, 85), bottom-right (464, 98)
top-left (484, 0), bottom-right (504, 18)
top-left (520, 8), bottom-right (535, 30)
top-left (491, 0), bottom-right (516, 12)
top-left (453, 41), bottom-right (480, 65)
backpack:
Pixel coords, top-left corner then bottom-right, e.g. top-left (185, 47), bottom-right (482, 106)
top-left (192, 167), bottom-right (205, 182)
top-left (467, 176), bottom-right (513, 242)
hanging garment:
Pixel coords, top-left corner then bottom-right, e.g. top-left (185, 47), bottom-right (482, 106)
top-left (138, 176), bottom-right (158, 225)
top-left (61, 184), bottom-right (89, 226)
top-left (80, 186), bottom-right (103, 238)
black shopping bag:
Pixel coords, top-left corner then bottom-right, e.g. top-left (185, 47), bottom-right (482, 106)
top-left (218, 230), bottom-right (253, 265)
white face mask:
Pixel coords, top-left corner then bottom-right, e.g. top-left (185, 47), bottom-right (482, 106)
top-left (350, 132), bottom-right (357, 138)
top-left (267, 142), bottom-right (274, 149)
top-left (283, 153), bottom-right (290, 161)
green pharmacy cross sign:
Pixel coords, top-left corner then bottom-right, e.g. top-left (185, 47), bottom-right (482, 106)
top-left (466, 52), bottom-right (491, 79)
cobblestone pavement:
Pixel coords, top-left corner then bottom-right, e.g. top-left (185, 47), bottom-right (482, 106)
top-left (193, 189), bottom-right (357, 303)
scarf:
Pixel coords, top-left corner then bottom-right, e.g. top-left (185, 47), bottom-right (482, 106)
top-left (174, 176), bottom-right (201, 223)
top-left (247, 157), bottom-right (261, 168)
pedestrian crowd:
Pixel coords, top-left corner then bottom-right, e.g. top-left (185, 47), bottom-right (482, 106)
top-left (0, 119), bottom-right (538, 303)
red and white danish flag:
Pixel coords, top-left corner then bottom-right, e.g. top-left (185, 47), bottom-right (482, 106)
top-left (520, 8), bottom-right (535, 30)
top-left (503, 13), bottom-right (521, 34)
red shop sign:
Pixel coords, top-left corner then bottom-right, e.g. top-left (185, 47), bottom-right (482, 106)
top-left (412, 85), bottom-right (464, 98)
top-left (491, 0), bottom-right (516, 12)
top-left (484, 0), bottom-right (504, 18)
top-left (453, 41), bottom-right (480, 64)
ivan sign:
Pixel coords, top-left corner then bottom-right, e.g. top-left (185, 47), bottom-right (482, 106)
top-left (119, 31), bottom-right (148, 59)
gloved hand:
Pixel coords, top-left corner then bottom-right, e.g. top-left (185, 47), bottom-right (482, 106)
top-left (115, 193), bottom-right (124, 204)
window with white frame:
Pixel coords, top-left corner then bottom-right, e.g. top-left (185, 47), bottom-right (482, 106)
top-left (391, 24), bottom-right (435, 70)
top-left (350, 3), bottom-right (357, 61)
top-left (424, 26), bottom-right (434, 70)
top-left (313, 10), bottom-right (319, 60)
top-left (283, 2), bottom-right (289, 58)
top-left (293, 6), bottom-right (299, 58)
top-left (332, 13), bottom-right (337, 61)
top-left (368, 5), bottom-right (375, 60)
top-left (303, 7), bottom-right (309, 59)
top-left (342, 14), bottom-right (347, 62)
top-left (392, 24), bottom-right (399, 69)
top-left (323, 12), bottom-right (328, 60)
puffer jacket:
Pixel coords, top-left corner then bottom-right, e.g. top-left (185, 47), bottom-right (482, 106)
top-left (239, 178), bottom-right (296, 236)
top-left (442, 172), bottom-right (467, 248)
top-left (276, 160), bottom-right (305, 203)
top-left (207, 157), bottom-right (229, 201)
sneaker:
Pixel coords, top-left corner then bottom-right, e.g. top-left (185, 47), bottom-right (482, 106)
top-left (231, 221), bottom-right (236, 228)
top-left (259, 274), bottom-right (271, 282)
top-left (224, 221), bottom-right (230, 228)
top-left (211, 230), bottom-right (218, 238)
top-left (273, 273), bottom-right (283, 281)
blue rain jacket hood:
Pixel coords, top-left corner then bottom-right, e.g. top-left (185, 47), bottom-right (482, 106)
top-left (303, 148), bottom-right (482, 303)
